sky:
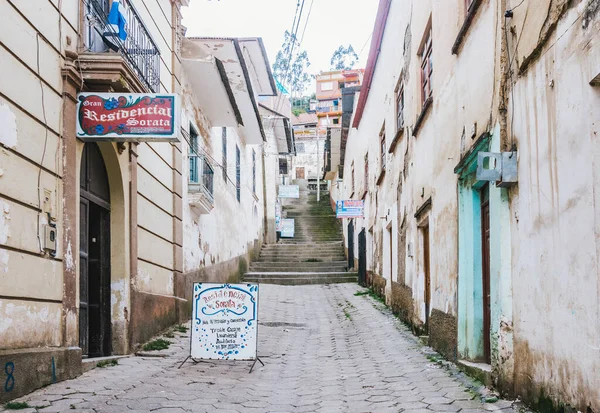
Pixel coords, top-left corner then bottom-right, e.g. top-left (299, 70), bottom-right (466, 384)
top-left (182, 0), bottom-right (379, 93)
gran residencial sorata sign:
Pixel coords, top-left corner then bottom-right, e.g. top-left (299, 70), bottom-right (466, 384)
top-left (76, 93), bottom-right (180, 142)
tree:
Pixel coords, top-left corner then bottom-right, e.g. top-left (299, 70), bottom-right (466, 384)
top-left (330, 45), bottom-right (358, 71)
top-left (272, 30), bottom-right (313, 95)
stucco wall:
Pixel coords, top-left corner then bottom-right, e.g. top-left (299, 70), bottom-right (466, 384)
top-left (507, 2), bottom-right (600, 410)
top-left (341, 0), bottom-right (499, 346)
top-left (181, 76), bottom-right (266, 286)
top-left (293, 137), bottom-right (325, 179)
top-left (0, 0), bottom-right (77, 354)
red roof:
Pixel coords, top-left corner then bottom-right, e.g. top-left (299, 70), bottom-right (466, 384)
top-left (351, 0), bottom-right (392, 129)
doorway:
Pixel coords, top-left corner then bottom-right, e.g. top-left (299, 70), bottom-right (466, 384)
top-left (347, 220), bottom-right (355, 270)
top-left (79, 143), bottom-right (112, 358)
top-left (480, 184), bottom-right (491, 363)
top-left (422, 224), bottom-right (431, 332)
top-left (358, 229), bottom-right (367, 287)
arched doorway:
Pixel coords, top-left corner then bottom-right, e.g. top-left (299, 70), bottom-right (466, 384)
top-left (79, 143), bottom-right (112, 357)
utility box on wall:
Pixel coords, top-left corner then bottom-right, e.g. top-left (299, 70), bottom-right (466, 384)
top-left (476, 151), bottom-right (517, 187)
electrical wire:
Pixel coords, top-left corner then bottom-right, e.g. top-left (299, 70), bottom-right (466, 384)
top-left (298, 0), bottom-right (314, 48)
top-left (36, 33), bottom-right (50, 253)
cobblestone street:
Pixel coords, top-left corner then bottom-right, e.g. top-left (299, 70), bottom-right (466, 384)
top-left (2, 284), bottom-right (522, 413)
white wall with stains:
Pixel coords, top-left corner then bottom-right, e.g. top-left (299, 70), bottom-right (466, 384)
top-left (506, 1), bottom-right (600, 409)
top-left (180, 77), bottom-right (267, 278)
top-left (0, 0), bottom-right (70, 351)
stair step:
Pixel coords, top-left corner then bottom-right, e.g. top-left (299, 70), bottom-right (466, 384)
top-left (243, 272), bottom-right (358, 285)
top-left (250, 265), bottom-right (348, 272)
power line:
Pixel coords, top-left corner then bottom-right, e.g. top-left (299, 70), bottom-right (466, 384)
top-left (298, 0), bottom-right (314, 47)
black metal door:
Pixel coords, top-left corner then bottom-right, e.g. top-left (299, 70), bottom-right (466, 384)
top-left (347, 221), bottom-right (355, 270)
top-left (80, 143), bottom-right (111, 358)
top-left (358, 229), bottom-right (367, 287)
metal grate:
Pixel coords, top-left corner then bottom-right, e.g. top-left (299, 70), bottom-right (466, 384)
top-left (83, 0), bottom-right (161, 92)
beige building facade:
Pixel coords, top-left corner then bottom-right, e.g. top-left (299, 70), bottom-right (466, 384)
top-left (338, 0), bottom-right (599, 411)
top-left (0, 0), bottom-right (288, 402)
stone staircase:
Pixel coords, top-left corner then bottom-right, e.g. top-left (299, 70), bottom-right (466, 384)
top-left (243, 181), bottom-right (358, 285)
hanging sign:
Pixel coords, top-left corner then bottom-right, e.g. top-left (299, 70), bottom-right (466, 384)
top-left (190, 283), bottom-right (258, 361)
top-left (278, 185), bottom-right (300, 198)
top-left (336, 200), bottom-right (364, 218)
top-left (280, 218), bottom-right (295, 237)
top-left (76, 93), bottom-right (180, 142)
top-left (275, 203), bottom-right (282, 231)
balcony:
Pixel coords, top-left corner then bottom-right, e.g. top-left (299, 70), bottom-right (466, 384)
top-left (316, 106), bottom-right (340, 114)
top-left (189, 155), bottom-right (214, 214)
top-left (80, 0), bottom-right (160, 93)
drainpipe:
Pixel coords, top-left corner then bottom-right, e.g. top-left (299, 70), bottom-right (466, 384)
top-left (261, 145), bottom-right (269, 244)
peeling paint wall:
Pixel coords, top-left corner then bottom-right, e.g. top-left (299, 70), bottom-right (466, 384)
top-left (0, 0), bottom-right (69, 355)
top-left (507, 1), bottom-right (600, 410)
top-left (181, 74), bottom-right (270, 283)
top-left (292, 137), bottom-right (325, 179)
top-left (342, 0), bottom-right (499, 351)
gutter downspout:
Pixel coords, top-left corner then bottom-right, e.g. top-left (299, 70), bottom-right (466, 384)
top-left (262, 145), bottom-right (269, 243)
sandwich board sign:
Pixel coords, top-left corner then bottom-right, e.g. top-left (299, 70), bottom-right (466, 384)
top-left (180, 283), bottom-right (263, 372)
top-left (278, 185), bottom-right (300, 198)
top-left (280, 219), bottom-right (295, 238)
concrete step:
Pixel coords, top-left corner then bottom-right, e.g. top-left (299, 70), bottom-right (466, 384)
top-left (260, 248), bottom-right (345, 254)
top-left (262, 242), bottom-right (343, 248)
top-left (250, 263), bottom-right (348, 272)
top-left (243, 272), bottom-right (358, 285)
top-left (279, 239), bottom-right (344, 242)
top-left (260, 251), bottom-right (345, 256)
top-left (256, 257), bottom-right (346, 263)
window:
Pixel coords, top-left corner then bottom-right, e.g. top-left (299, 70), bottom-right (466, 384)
top-left (420, 26), bottom-right (433, 105)
top-left (189, 124), bottom-right (214, 198)
top-left (279, 158), bottom-right (288, 175)
top-left (189, 125), bottom-right (199, 183)
top-left (252, 150), bottom-right (256, 195)
top-left (236, 145), bottom-right (241, 202)
top-left (333, 118), bottom-right (339, 125)
top-left (296, 143), bottom-right (305, 153)
top-left (321, 81), bottom-right (334, 91)
top-left (222, 127), bottom-right (227, 182)
top-left (396, 81), bottom-right (405, 131)
top-left (380, 126), bottom-right (386, 171)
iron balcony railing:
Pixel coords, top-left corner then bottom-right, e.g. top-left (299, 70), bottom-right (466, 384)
top-left (189, 155), bottom-right (215, 203)
top-left (83, 0), bottom-right (161, 92)
top-left (317, 105), bottom-right (340, 113)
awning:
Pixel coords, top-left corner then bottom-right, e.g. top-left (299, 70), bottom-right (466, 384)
top-left (182, 37), bottom-right (269, 144)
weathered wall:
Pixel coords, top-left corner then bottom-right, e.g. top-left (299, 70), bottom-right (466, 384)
top-left (506, 1), bottom-right (600, 410)
top-left (341, 0), bottom-right (500, 358)
top-left (293, 137), bottom-right (325, 179)
top-left (1, 0), bottom-right (187, 400)
top-left (181, 74), bottom-right (266, 290)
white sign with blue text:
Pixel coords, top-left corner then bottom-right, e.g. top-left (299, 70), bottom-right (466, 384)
top-left (280, 219), bottom-right (295, 238)
top-left (191, 283), bottom-right (259, 361)
top-left (278, 185), bottom-right (300, 198)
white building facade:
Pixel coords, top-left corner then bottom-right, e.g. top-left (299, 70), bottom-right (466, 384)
top-left (338, 0), bottom-right (600, 411)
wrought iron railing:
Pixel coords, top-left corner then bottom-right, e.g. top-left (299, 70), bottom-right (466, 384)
top-left (317, 105), bottom-right (340, 113)
top-left (83, 0), bottom-right (161, 92)
top-left (189, 155), bottom-right (215, 203)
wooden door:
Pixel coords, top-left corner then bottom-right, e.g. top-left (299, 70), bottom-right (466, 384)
top-left (423, 225), bottom-right (431, 332)
top-left (481, 184), bottom-right (491, 363)
top-left (296, 167), bottom-right (305, 179)
top-left (80, 143), bottom-right (112, 357)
